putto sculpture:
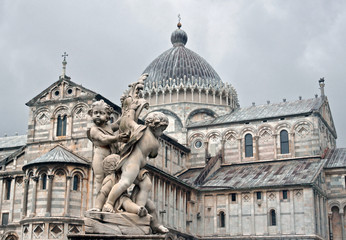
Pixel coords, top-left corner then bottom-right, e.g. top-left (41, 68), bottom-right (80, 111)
top-left (85, 74), bottom-right (169, 235)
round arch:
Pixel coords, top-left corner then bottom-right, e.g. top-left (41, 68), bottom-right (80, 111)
top-left (186, 108), bottom-right (217, 126)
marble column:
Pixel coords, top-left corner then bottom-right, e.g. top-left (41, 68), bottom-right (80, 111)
top-left (238, 138), bottom-right (242, 162)
top-left (289, 132), bottom-right (295, 157)
top-left (204, 140), bottom-right (209, 162)
top-left (273, 134), bottom-right (278, 159)
top-left (45, 175), bottom-right (54, 216)
top-left (9, 177), bottom-right (15, 222)
top-left (221, 139), bottom-right (226, 163)
top-left (0, 178), bottom-right (3, 218)
top-left (64, 176), bottom-right (72, 216)
top-left (22, 177), bottom-right (29, 218)
top-left (29, 176), bottom-right (38, 217)
top-left (254, 136), bottom-right (259, 160)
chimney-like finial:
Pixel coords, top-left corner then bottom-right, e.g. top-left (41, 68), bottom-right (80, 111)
top-left (319, 77), bottom-right (325, 97)
top-left (61, 52), bottom-right (68, 78)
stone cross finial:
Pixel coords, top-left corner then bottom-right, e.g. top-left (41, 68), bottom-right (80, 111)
top-left (177, 14), bottom-right (182, 28)
top-left (61, 52), bottom-right (68, 78)
top-left (319, 77), bottom-right (325, 97)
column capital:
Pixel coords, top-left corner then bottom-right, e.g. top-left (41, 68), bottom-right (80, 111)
top-left (66, 176), bottom-right (72, 180)
top-left (31, 176), bottom-right (39, 182)
top-left (48, 175), bottom-right (54, 180)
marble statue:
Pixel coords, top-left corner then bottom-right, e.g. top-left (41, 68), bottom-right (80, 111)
top-left (87, 100), bottom-right (128, 194)
top-left (85, 74), bottom-right (169, 235)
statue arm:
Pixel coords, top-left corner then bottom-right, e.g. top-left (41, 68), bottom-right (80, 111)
top-left (89, 127), bottom-right (119, 144)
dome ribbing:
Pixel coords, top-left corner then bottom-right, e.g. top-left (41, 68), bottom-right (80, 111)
top-left (143, 25), bottom-right (223, 90)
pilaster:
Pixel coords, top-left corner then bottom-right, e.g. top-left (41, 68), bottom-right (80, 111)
top-left (29, 176), bottom-right (39, 217)
top-left (64, 176), bottom-right (72, 216)
top-left (45, 175), bottom-right (54, 216)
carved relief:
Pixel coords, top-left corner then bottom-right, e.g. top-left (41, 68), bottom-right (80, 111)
top-left (259, 130), bottom-right (272, 142)
top-left (49, 224), bottom-right (63, 239)
top-left (73, 106), bottom-right (87, 119)
top-left (68, 225), bottom-right (81, 234)
top-left (294, 189), bottom-right (302, 199)
top-left (268, 192), bottom-right (276, 201)
top-left (225, 131), bottom-right (237, 143)
top-left (243, 193), bottom-right (250, 202)
top-left (296, 125), bottom-right (310, 138)
top-left (23, 225), bottom-right (30, 240)
top-left (36, 111), bottom-right (50, 125)
top-left (33, 224), bottom-right (44, 239)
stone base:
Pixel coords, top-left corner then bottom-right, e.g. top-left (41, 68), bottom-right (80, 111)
top-left (68, 234), bottom-right (166, 240)
top-left (84, 211), bottom-right (152, 235)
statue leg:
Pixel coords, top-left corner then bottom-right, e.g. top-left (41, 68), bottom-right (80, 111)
top-left (104, 160), bottom-right (140, 211)
top-left (135, 175), bottom-right (152, 207)
top-left (122, 198), bottom-right (148, 217)
top-left (92, 156), bottom-right (105, 194)
top-left (94, 178), bottom-right (113, 211)
top-left (92, 148), bottom-right (109, 194)
top-left (146, 199), bottom-right (169, 233)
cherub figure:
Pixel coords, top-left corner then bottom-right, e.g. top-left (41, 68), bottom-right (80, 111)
top-left (87, 100), bottom-right (128, 194)
top-left (103, 112), bottom-right (169, 214)
top-left (94, 154), bottom-right (148, 217)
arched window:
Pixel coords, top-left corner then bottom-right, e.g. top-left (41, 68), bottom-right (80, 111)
top-left (280, 130), bottom-right (289, 154)
top-left (56, 115), bottom-right (67, 136)
top-left (4, 178), bottom-right (11, 200)
top-left (219, 211), bottom-right (225, 228)
top-left (41, 173), bottom-right (47, 190)
top-left (245, 134), bottom-right (253, 157)
top-left (269, 209), bottom-right (276, 226)
top-left (72, 175), bottom-right (80, 191)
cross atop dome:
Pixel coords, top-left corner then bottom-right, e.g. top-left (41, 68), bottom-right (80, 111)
top-left (177, 14), bottom-right (182, 29)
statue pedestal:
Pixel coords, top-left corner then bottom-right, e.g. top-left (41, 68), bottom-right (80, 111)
top-left (84, 211), bottom-right (152, 235)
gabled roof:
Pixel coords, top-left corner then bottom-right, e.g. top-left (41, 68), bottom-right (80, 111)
top-left (0, 135), bottom-right (27, 149)
top-left (23, 145), bottom-right (90, 169)
top-left (179, 158), bottom-right (325, 190)
top-left (188, 97), bottom-right (323, 128)
top-left (325, 148), bottom-right (346, 169)
top-left (26, 77), bottom-right (97, 107)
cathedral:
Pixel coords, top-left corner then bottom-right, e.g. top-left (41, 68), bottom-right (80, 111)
top-left (0, 22), bottom-right (345, 240)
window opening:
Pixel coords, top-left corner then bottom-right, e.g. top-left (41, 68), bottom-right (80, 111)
top-left (56, 115), bottom-right (67, 136)
top-left (245, 134), bottom-right (253, 157)
top-left (219, 211), bottom-right (225, 228)
top-left (41, 173), bottom-right (47, 190)
top-left (73, 175), bottom-right (79, 191)
top-left (280, 130), bottom-right (289, 154)
top-left (231, 193), bottom-right (236, 202)
top-left (5, 179), bottom-right (11, 200)
top-left (1, 213), bottom-right (9, 225)
top-left (282, 190), bottom-right (288, 200)
top-left (270, 209), bottom-right (276, 226)
top-left (256, 191), bottom-right (262, 200)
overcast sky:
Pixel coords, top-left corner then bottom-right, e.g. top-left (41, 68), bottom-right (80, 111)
top-left (0, 0), bottom-right (345, 146)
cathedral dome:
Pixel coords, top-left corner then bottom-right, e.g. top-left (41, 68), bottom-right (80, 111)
top-left (142, 23), bottom-right (239, 109)
top-left (143, 23), bottom-right (223, 90)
